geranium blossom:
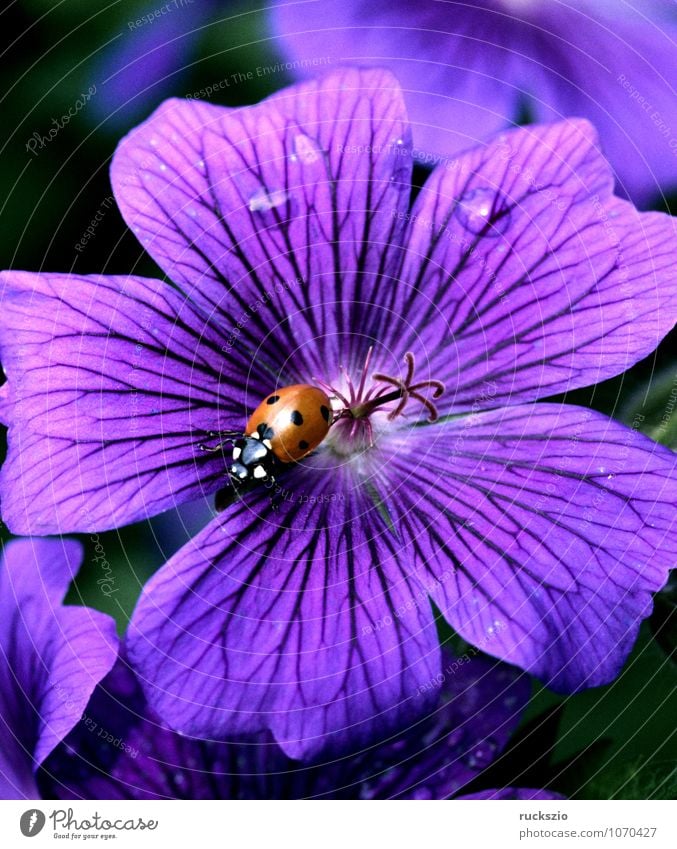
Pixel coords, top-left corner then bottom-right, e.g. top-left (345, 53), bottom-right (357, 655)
top-left (1, 69), bottom-right (676, 760)
top-left (0, 539), bottom-right (117, 799)
top-left (40, 652), bottom-right (559, 800)
top-left (270, 0), bottom-right (677, 205)
top-left (90, 0), bottom-right (224, 129)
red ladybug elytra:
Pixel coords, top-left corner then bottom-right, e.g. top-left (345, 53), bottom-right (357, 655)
top-left (229, 384), bottom-right (332, 485)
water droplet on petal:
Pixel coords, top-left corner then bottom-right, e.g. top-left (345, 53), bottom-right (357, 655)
top-left (456, 187), bottom-right (511, 237)
top-left (248, 187), bottom-right (290, 213)
top-left (293, 133), bottom-right (322, 164)
top-left (412, 787), bottom-right (433, 800)
top-left (464, 737), bottom-right (499, 770)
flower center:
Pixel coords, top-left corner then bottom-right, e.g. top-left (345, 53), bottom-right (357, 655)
top-left (316, 349), bottom-right (445, 456)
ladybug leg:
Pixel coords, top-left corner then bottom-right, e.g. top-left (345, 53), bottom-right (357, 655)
top-left (262, 474), bottom-right (283, 511)
top-left (215, 485), bottom-right (238, 512)
top-left (268, 478), bottom-right (281, 511)
top-left (197, 429), bottom-right (240, 453)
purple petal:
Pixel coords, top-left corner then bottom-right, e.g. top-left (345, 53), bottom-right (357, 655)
top-left (0, 539), bottom-right (117, 799)
top-left (128, 466), bottom-right (441, 760)
top-left (393, 120), bottom-right (677, 411)
top-left (519, 1), bottom-right (677, 206)
top-left (353, 655), bottom-right (531, 799)
top-left (383, 403), bottom-right (677, 691)
top-left (44, 652), bottom-right (529, 800)
top-left (459, 788), bottom-right (564, 800)
top-left (0, 272), bottom-right (264, 534)
top-left (270, 0), bottom-right (677, 205)
top-left (110, 67), bottom-right (412, 376)
top-left (41, 660), bottom-right (239, 800)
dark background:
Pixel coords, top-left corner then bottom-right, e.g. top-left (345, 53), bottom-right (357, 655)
top-left (0, 0), bottom-right (675, 799)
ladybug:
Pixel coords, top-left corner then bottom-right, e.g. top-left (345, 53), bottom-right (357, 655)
top-left (203, 385), bottom-right (333, 502)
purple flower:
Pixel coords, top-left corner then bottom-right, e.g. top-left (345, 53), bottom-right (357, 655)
top-left (90, 0), bottom-right (224, 129)
top-left (1, 69), bottom-right (676, 759)
top-left (0, 539), bottom-right (118, 799)
top-left (270, 0), bottom-right (677, 206)
top-left (40, 651), bottom-right (558, 799)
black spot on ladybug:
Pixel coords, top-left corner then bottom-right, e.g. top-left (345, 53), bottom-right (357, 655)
top-left (290, 410), bottom-right (304, 426)
top-left (266, 395), bottom-right (280, 405)
top-left (320, 404), bottom-right (330, 422)
top-left (299, 440), bottom-right (309, 451)
top-left (257, 423), bottom-right (274, 439)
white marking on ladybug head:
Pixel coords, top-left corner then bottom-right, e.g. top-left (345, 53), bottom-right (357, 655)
top-left (232, 447), bottom-right (241, 460)
top-left (263, 439), bottom-right (272, 449)
top-left (253, 465), bottom-right (266, 479)
top-left (250, 431), bottom-right (261, 440)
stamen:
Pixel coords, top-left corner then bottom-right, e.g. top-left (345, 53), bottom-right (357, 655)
top-left (355, 345), bottom-right (374, 402)
top-left (315, 348), bottom-right (446, 455)
top-left (314, 376), bottom-right (350, 408)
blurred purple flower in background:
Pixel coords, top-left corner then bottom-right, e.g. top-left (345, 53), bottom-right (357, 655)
top-left (270, 0), bottom-right (677, 206)
top-left (90, 0), bottom-right (224, 129)
top-left (1, 69), bottom-right (676, 761)
top-left (0, 539), bottom-right (117, 799)
top-left (41, 652), bottom-right (559, 800)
